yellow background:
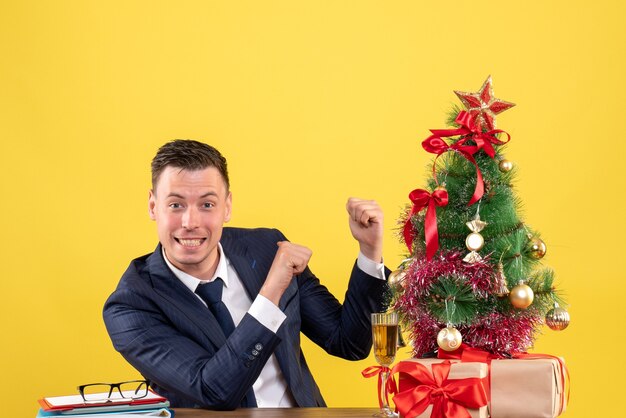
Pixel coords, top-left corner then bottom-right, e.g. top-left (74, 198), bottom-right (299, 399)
top-left (1, 1), bottom-right (623, 416)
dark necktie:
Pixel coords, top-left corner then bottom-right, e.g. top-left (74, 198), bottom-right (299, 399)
top-left (196, 278), bottom-right (236, 337)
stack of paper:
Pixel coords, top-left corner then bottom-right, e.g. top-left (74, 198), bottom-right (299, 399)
top-left (36, 390), bottom-right (172, 417)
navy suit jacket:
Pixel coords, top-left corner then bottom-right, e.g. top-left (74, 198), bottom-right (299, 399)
top-left (103, 227), bottom-right (389, 409)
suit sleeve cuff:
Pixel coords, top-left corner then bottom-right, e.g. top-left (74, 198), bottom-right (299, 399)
top-left (357, 251), bottom-right (386, 280)
top-left (249, 295), bottom-right (287, 333)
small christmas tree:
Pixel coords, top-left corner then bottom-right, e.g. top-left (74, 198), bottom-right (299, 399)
top-left (393, 76), bottom-right (570, 358)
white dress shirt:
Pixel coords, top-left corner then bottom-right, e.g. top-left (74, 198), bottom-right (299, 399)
top-left (163, 243), bottom-right (385, 407)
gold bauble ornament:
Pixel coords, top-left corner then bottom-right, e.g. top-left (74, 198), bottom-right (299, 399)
top-left (545, 303), bottom-right (570, 331)
top-left (388, 269), bottom-right (407, 293)
top-left (509, 281), bottom-right (534, 309)
top-left (437, 326), bottom-right (463, 352)
top-left (529, 237), bottom-right (547, 259)
top-left (498, 159), bottom-right (513, 172)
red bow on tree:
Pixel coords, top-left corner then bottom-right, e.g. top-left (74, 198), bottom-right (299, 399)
top-left (422, 111), bottom-right (511, 206)
top-left (403, 188), bottom-right (448, 260)
top-left (428, 110), bottom-right (511, 157)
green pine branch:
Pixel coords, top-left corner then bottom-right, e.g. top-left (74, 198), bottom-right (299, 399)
top-left (426, 275), bottom-right (488, 325)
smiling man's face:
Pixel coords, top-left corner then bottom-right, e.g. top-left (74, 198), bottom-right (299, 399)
top-left (149, 165), bottom-right (232, 279)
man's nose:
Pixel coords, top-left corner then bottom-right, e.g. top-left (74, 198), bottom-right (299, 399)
top-left (182, 207), bottom-right (200, 229)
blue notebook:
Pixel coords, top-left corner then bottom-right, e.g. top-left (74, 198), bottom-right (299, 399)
top-left (36, 406), bottom-right (173, 417)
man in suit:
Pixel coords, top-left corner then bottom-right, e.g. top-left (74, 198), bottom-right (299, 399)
top-left (103, 139), bottom-right (389, 409)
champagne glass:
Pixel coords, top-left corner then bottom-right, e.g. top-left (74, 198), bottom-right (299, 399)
top-left (371, 312), bottom-right (399, 417)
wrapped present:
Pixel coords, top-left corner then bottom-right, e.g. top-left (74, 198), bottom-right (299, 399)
top-left (436, 344), bottom-right (568, 417)
top-left (490, 356), bottom-right (567, 418)
top-left (392, 358), bottom-right (489, 418)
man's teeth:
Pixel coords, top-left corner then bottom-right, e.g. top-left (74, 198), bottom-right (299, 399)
top-left (179, 239), bottom-right (203, 247)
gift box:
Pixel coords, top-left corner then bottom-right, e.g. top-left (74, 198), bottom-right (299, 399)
top-left (393, 355), bottom-right (568, 418)
top-left (490, 357), bottom-right (567, 418)
top-left (394, 358), bottom-right (489, 418)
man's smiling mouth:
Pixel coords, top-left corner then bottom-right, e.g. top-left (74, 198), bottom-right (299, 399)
top-left (176, 238), bottom-right (206, 247)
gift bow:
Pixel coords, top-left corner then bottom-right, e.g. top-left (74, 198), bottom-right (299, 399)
top-left (361, 365), bottom-right (398, 409)
top-left (403, 188), bottom-right (448, 259)
top-left (422, 110), bottom-right (511, 206)
top-left (391, 360), bottom-right (488, 418)
top-left (437, 343), bottom-right (498, 399)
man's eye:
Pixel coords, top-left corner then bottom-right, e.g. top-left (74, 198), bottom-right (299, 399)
top-left (169, 203), bottom-right (182, 209)
top-left (203, 202), bottom-right (214, 209)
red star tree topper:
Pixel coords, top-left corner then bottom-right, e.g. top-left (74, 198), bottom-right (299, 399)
top-left (454, 75), bottom-right (515, 131)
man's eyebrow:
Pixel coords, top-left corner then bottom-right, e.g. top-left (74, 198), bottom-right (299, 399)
top-left (166, 191), bottom-right (218, 198)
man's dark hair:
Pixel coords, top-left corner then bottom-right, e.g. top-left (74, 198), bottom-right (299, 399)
top-left (151, 139), bottom-right (229, 192)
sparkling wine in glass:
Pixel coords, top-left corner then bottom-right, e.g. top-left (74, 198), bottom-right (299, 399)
top-left (371, 312), bottom-right (399, 418)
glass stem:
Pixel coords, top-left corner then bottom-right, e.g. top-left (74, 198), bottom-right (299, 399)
top-left (380, 368), bottom-right (392, 413)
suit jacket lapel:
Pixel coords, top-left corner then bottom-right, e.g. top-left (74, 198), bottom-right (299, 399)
top-left (147, 244), bottom-right (228, 348)
top-left (220, 232), bottom-right (265, 301)
top-left (227, 252), bottom-right (264, 301)
top-left (222, 234), bottom-right (297, 310)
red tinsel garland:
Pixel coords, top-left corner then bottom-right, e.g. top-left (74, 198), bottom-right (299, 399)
top-left (402, 252), bottom-right (493, 299)
top-left (393, 251), bottom-right (543, 357)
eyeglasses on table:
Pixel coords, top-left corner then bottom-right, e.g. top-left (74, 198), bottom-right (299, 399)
top-left (77, 380), bottom-right (150, 402)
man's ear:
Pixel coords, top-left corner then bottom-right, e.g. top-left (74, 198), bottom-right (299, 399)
top-left (148, 190), bottom-right (157, 220)
top-left (225, 191), bottom-right (232, 223)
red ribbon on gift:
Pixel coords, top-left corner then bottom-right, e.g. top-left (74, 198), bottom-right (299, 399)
top-left (437, 343), bottom-right (499, 400)
top-left (403, 188), bottom-right (449, 259)
top-left (362, 365), bottom-right (398, 409)
top-left (422, 111), bottom-right (511, 206)
top-left (391, 360), bottom-right (488, 418)
top-left (437, 343), bottom-right (500, 363)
